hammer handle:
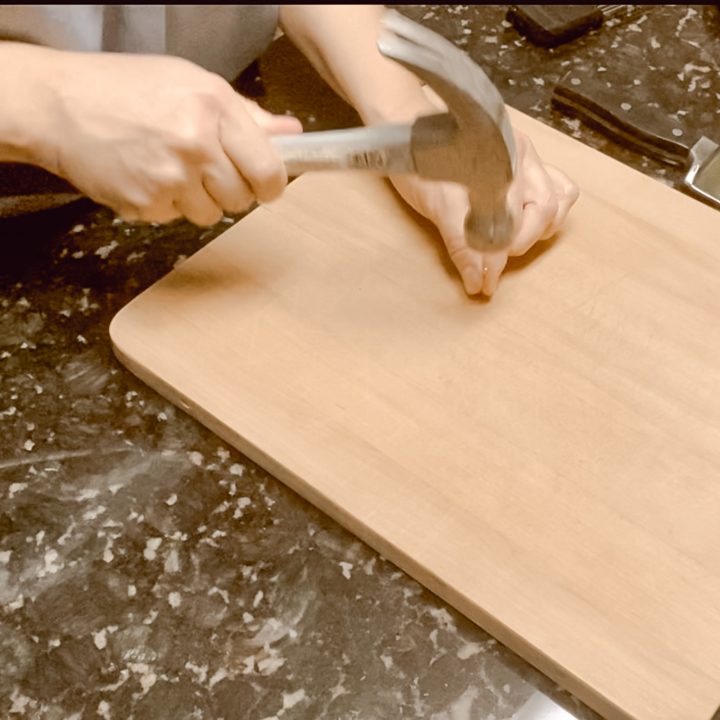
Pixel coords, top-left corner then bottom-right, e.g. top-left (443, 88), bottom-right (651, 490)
top-left (271, 124), bottom-right (415, 176)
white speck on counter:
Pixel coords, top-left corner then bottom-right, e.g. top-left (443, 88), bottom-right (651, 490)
top-left (40, 549), bottom-right (62, 576)
top-left (253, 591), bottom-right (264, 608)
top-left (8, 482), bottom-right (27, 498)
top-left (83, 505), bottom-right (106, 521)
top-left (672, 128), bottom-right (683, 137)
top-left (8, 594), bottom-right (24, 611)
top-left (209, 667), bottom-right (228, 688)
top-left (128, 663), bottom-right (157, 694)
top-left (93, 629), bottom-right (108, 650)
top-left (676, 6), bottom-right (697, 36)
top-left (97, 701), bottom-right (112, 720)
top-left (188, 451), bottom-right (203, 466)
top-left (23, 439), bottom-right (34, 452)
top-left (282, 689), bottom-right (306, 710)
top-left (234, 496), bottom-right (252, 518)
top-left (164, 548), bottom-right (181, 574)
top-left (428, 607), bottom-right (456, 632)
top-left (127, 584), bottom-right (137, 598)
top-left (185, 661), bottom-right (208, 683)
top-left (143, 537), bottom-right (162, 560)
top-left (9, 690), bottom-right (33, 715)
top-left (168, 591), bottom-right (181, 608)
top-left (380, 654), bottom-right (393, 670)
top-left (257, 654), bottom-right (285, 675)
top-left (457, 642), bottom-right (483, 660)
top-left (103, 547), bottom-right (114, 563)
top-left (0, 550), bottom-right (11, 564)
top-left (165, 494), bottom-right (177, 506)
top-left (243, 612), bottom-right (254, 624)
top-left (95, 240), bottom-right (119, 259)
top-left (229, 463), bottom-right (245, 476)
top-left (209, 586), bottom-right (230, 604)
top-left (339, 562), bottom-right (353, 579)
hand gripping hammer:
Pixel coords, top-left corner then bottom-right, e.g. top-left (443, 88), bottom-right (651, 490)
top-left (272, 9), bottom-right (517, 252)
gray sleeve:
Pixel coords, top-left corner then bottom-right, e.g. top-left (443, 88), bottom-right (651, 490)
top-left (0, 5), bottom-right (104, 51)
top-left (165, 5), bottom-right (280, 79)
top-left (0, 5), bottom-right (279, 78)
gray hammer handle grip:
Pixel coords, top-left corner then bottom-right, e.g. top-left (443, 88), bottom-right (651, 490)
top-left (271, 124), bottom-right (415, 176)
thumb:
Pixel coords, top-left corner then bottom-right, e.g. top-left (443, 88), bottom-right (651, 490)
top-left (241, 97), bottom-right (303, 135)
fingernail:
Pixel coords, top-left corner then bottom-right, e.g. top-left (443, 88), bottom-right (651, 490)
top-left (461, 267), bottom-right (482, 295)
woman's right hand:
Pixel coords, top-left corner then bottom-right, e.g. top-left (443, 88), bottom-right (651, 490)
top-left (27, 47), bottom-right (302, 225)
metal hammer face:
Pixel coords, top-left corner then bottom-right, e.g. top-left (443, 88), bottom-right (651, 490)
top-left (378, 10), bottom-right (517, 252)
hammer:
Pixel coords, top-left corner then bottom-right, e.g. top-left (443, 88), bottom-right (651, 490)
top-left (273, 10), bottom-right (517, 252)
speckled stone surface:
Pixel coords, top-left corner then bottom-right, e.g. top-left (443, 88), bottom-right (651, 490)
top-left (2, 5), bottom-right (719, 719)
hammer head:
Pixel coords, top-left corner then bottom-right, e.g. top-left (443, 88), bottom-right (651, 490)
top-left (377, 10), bottom-right (516, 252)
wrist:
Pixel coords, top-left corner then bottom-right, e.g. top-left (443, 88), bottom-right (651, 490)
top-left (0, 42), bottom-right (60, 169)
top-left (359, 84), bottom-right (448, 126)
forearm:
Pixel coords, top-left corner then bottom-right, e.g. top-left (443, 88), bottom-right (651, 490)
top-left (279, 5), bottom-right (440, 125)
top-left (0, 41), bottom-right (57, 167)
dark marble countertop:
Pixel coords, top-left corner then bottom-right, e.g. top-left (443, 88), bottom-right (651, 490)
top-left (2, 6), bottom-right (719, 719)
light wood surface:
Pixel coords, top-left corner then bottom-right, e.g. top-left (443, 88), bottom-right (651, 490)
top-left (110, 107), bottom-right (720, 720)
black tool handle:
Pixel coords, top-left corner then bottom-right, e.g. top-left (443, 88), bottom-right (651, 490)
top-left (551, 74), bottom-right (691, 166)
top-left (507, 6), bottom-right (604, 47)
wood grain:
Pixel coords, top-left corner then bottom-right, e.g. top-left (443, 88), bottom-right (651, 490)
top-left (110, 107), bottom-right (720, 720)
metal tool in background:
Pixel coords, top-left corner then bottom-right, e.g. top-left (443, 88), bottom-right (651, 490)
top-left (551, 73), bottom-right (720, 209)
top-left (273, 9), bottom-right (517, 252)
top-left (506, 5), bottom-right (634, 48)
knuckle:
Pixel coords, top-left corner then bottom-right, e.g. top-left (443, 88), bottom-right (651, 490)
top-left (536, 191), bottom-right (559, 221)
top-left (153, 164), bottom-right (189, 191)
top-left (172, 129), bottom-right (210, 160)
top-left (565, 179), bottom-right (580, 205)
top-left (140, 207), bottom-right (179, 225)
top-left (223, 191), bottom-right (255, 215)
top-left (249, 159), bottom-right (287, 201)
top-left (188, 207), bottom-right (223, 228)
top-left (203, 73), bottom-right (232, 100)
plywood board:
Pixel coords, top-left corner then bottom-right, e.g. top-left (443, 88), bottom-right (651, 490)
top-left (110, 107), bottom-right (720, 720)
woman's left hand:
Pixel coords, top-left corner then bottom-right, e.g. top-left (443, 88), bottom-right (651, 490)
top-left (389, 129), bottom-right (579, 296)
